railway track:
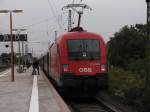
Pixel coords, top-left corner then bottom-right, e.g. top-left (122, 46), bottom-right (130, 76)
top-left (65, 97), bottom-right (123, 112)
top-left (45, 72), bottom-right (123, 112)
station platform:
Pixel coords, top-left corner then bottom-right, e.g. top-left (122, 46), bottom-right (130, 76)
top-left (0, 68), bottom-right (71, 112)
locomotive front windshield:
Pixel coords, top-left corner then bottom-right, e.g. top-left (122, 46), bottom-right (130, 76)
top-left (67, 39), bottom-right (100, 60)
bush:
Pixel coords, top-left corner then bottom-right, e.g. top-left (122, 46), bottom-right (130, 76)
top-left (109, 67), bottom-right (150, 112)
top-left (109, 67), bottom-right (144, 97)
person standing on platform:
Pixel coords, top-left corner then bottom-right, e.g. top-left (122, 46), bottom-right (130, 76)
top-left (32, 59), bottom-right (40, 75)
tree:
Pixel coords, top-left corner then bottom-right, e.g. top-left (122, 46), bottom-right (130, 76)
top-left (0, 53), bottom-right (11, 65)
top-left (107, 24), bottom-right (150, 112)
top-left (0, 53), bottom-right (19, 65)
top-left (107, 24), bottom-right (147, 68)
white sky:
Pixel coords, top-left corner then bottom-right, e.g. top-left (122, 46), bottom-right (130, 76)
top-left (0, 0), bottom-right (146, 56)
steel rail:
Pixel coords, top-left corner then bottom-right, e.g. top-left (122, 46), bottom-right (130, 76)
top-left (66, 97), bottom-right (122, 112)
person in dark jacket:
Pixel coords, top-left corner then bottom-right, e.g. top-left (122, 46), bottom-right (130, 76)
top-left (32, 60), bottom-right (40, 75)
top-left (26, 60), bottom-right (30, 68)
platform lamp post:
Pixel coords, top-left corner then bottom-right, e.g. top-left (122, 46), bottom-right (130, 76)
top-left (0, 10), bottom-right (23, 82)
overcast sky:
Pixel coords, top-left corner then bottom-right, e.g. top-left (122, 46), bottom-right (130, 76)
top-left (0, 0), bottom-right (146, 56)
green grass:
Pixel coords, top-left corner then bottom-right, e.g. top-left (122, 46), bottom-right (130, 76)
top-left (108, 67), bottom-right (150, 112)
top-left (108, 67), bottom-right (145, 101)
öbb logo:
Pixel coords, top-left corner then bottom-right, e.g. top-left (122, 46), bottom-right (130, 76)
top-left (79, 68), bottom-right (92, 73)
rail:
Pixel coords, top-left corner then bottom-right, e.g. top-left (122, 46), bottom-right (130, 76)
top-left (65, 97), bottom-right (124, 112)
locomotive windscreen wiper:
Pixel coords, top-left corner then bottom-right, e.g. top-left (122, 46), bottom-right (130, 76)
top-left (67, 39), bottom-right (100, 60)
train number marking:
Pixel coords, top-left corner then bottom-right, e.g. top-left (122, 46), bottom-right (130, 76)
top-left (79, 68), bottom-right (92, 73)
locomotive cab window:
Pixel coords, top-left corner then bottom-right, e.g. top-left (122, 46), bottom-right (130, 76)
top-left (67, 39), bottom-right (100, 60)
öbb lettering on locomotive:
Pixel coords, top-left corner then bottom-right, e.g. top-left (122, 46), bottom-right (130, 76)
top-left (78, 68), bottom-right (92, 73)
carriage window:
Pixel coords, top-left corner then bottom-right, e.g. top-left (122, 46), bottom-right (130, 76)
top-left (67, 39), bottom-right (100, 60)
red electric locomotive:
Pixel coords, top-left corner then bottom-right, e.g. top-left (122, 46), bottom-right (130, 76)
top-left (48, 29), bottom-right (108, 89)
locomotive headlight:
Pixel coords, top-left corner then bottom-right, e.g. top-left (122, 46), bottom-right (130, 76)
top-left (63, 64), bottom-right (69, 72)
top-left (101, 64), bottom-right (106, 72)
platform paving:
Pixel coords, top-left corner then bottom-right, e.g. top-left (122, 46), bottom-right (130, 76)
top-left (0, 68), bottom-right (71, 112)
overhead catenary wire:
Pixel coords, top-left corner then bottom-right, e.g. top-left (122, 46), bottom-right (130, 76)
top-left (46, 0), bottom-right (75, 33)
top-left (51, 0), bottom-right (60, 18)
top-left (47, 0), bottom-right (57, 18)
top-left (1, 2), bottom-right (61, 33)
top-left (47, 0), bottom-right (62, 29)
top-left (28, 41), bottom-right (49, 44)
top-left (20, 17), bottom-right (56, 29)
